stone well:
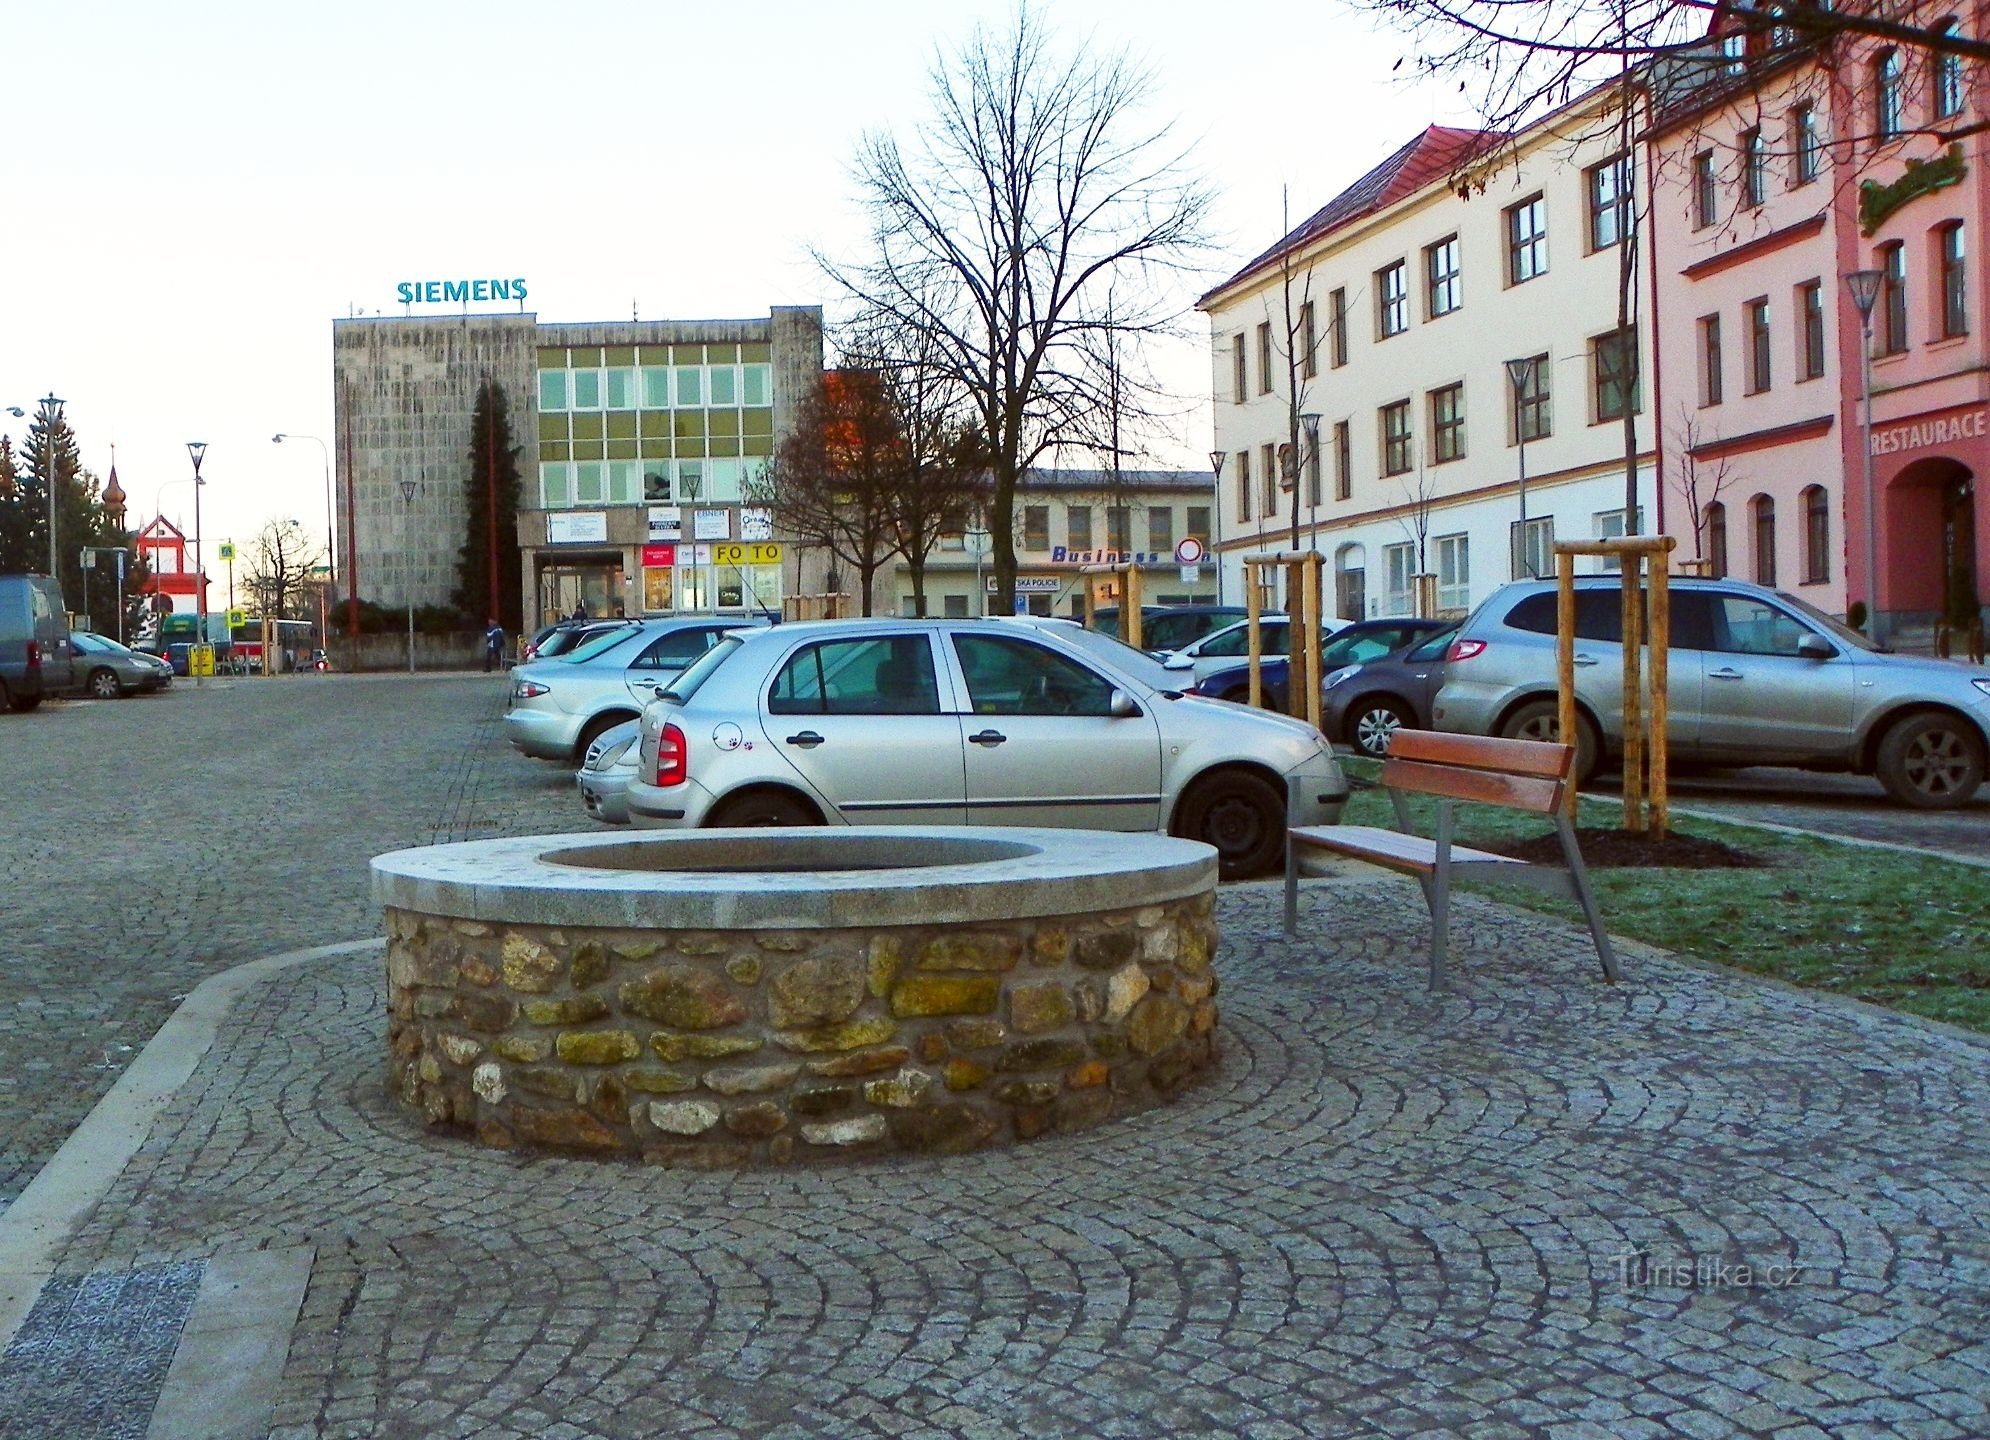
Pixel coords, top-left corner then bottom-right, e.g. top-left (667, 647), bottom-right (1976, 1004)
top-left (371, 828), bottom-right (1220, 1165)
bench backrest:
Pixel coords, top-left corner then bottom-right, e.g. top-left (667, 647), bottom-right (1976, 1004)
top-left (1379, 729), bottom-right (1571, 815)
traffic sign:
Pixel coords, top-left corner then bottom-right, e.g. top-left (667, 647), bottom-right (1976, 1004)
top-left (218, 542), bottom-right (236, 562)
top-left (1174, 536), bottom-right (1206, 565)
top-left (226, 608), bottom-right (247, 629)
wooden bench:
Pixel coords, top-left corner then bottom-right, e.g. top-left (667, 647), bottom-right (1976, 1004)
top-left (1285, 730), bottom-right (1620, 989)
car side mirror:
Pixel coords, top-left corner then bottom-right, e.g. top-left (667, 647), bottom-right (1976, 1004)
top-left (1109, 689), bottom-right (1142, 719)
top-left (1162, 654), bottom-right (1192, 670)
top-left (1797, 633), bottom-right (1835, 660)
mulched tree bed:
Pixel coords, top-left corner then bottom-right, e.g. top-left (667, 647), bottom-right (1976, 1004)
top-left (1481, 827), bottom-right (1774, 870)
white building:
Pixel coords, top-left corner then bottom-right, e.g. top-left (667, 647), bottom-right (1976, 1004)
top-left (1199, 93), bottom-right (1657, 620)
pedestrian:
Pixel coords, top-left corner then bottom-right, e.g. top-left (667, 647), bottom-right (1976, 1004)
top-left (571, 600), bottom-right (590, 622)
top-left (483, 618), bottom-right (506, 673)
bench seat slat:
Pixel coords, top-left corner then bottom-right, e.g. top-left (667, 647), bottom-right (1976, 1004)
top-left (1377, 757), bottom-right (1564, 814)
top-left (1289, 824), bottom-right (1533, 876)
top-left (1386, 729), bottom-right (1572, 780)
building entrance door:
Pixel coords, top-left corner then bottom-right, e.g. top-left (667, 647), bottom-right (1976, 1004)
top-left (537, 552), bottom-right (624, 625)
top-left (1942, 473), bottom-right (1977, 625)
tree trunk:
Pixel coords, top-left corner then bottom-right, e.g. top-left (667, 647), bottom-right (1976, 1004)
top-left (908, 558), bottom-right (928, 617)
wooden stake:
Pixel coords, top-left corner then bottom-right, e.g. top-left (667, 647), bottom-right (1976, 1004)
top-left (1648, 557), bottom-right (1671, 840)
top-left (1245, 561), bottom-right (1263, 711)
top-left (1557, 552), bottom-right (1577, 820)
top-left (1620, 554), bottom-right (1645, 834)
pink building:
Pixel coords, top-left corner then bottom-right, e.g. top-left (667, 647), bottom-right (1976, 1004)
top-left (1648, 4), bottom-right (1985, 642)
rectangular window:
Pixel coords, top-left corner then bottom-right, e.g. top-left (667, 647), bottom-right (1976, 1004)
top-left (1936, 26), bottom-right (1965, 118)
top-left (539, 462), bottom-right (571, 509)
top-left (708, 366), bottom-right (738, 407)
top-left (1436, 534), bottom-right (1470, 612)
top-left (1753, 497), bottom-right (1777, 585)
top-left (1511, 516), bottom-right (1554, 581)
top-left (1799, 280), bottom-right (1826, 379)
top-left (1595, 507), bottom-right (1645, 573)
top-left (1507, 194), bottom-right (1548, 285)
top-left (605, 368), bottom-right (638, 410)
top-left (1023, 505), bottom-right (1050, 551)
top-left (1333, 420), bottom-right (1352, 501)
top-left (1700, 314), bottom-right (1725, 406)
top-left (1299, 300), bottom-right (1317, 379)
top-left (1593, 327), bottom-right (1640, 421)
top-left (1430, 383), bottom-right (1465, 463)
top-left (571, 369), bottom-right (602, 409)
top-left (1746, 298), bottom-right (1772, 393)
top-left (1186, 506), bottom-right (1210, 543)
top-left (1804, 486), bottom-right (1831, 583)
top-left (1257, 322), bottom-right (1274, 394)
top-left (1875, 50), bottom-right (1903, 139)
top-left (1261, 443), bottom-right (1278, 512)
top-left (1237, 451), bottom-right (1253, 522)
top-left (1381, 400), bottom-right (1413, 475)
top-left (1741, 129), bottom-right (1767, 207)
top-left (1305, 427), bottom-right (1322, 505)
top-left (1107, 506), bottom-right (1132, 553)
top-left (674, 367), bottom-right (702, 407)
top-left (1231, 334), bottom-right (1246, 403)
top-left (1588, 154), bottom-right (1633, 251)
top-left (1792, 104), bottom-right (1820, 185)
top-left (641, 367), bottom-right (671, 408)
top-left (1514, 354), bottom-right (1552, 441)
top-left (1148, 506), bottom-right (1174, 553)
top-left (574, 461), bottom-right (605, 505)
top-left (742, 364), bottom-right (772, 406)
top-left (1881, 241), bottom-right (1908, 353)
top-left (1377, 261), bottom-right (1409, 337)
top-left (1694, 152), bottom-right (1718, 228)
top-left (1383, 543), bottom-right (1416, 616)
top-left (1425, 236), bottom-right (1462, 317)
top-left (944, 594), bottom-right (970, 618)
top-left (1940, 223), bottom-right (1968, 338)
top-left (1067, 506), bottom-right (1092, 551)
top-left (1329, 288), bottom-right (1349, 367)
top-left (538, 370), bottom-right (568, 411)
top-left (607, 460), bottom-right (642, 504)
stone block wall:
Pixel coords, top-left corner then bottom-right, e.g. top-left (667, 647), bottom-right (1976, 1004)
top-left (385, 895), bottom-right (1219, 1166)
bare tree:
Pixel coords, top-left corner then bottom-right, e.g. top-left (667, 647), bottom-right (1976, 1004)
top-left (1669, 411), bottom-right (1743, 565)
top-left (242, 518), bottom-right (326, 621)
top-left (818, 5), bottom-right (1214, 613)
top-left (749, 372), bottom-right (906, 616)
top-left (1396, 440), bottom-right (1442, 616)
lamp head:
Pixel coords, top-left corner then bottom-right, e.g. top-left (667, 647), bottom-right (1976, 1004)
top-left (4, 407), bottom-right (23, 419)
top-left (1843, 269), bottom-right (1884, 320)
top-left (272, 433), bottom-right (286, 444)
top-left (1208, 450), bottom-right (1227, 477)
top-left (398, 478), bottom-right (418, 502)
top-left (1504, 356), bottom-right (1535, 389)
top-left (186, 441), bottom-right (208, 474)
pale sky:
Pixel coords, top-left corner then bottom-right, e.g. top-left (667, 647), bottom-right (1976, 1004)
top-left (2, 0), bottom-right (1464, 560)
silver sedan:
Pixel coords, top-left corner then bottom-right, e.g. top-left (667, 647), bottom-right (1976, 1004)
top-left (576, 718), bottom-right (642, 824)
top-left (624, 616), bottom-right (1348, 877)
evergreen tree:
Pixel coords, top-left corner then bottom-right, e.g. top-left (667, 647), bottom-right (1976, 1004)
top-left (0, 436), bottom-right (24, 574)
top-left (453, 377), bottom-right (524, 630)
top-left (5, 409), bottom-right (139, 620)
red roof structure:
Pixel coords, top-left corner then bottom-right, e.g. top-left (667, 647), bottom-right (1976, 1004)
top-left (1199, 125), bottom-right (1501, 306)
top-left (134, 515), bottom-right (208, 608)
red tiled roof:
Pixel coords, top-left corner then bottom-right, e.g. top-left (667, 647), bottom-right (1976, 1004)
top-left (1199, 125), bottom-right (1501, 307)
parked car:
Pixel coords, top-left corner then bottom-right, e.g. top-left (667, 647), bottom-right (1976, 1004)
top-left (523, 617), bottom-right (642, 663)
top-left (1432, 575), bottom-right (1990, 809)
top-left (1319, 625), bottom-right (1458, 757)
top-left (69, 631), bottom-right (173, 697)
top-left (505, 616), bottom-right (770, 763)
top-left (576, 717), bottom-right (643, 824)
top-left (1158, 612), bottom-right (1356, 689)
top-left (1089, 604), bottom-right (1248, 654)
top-left (1191, 619), bottom-right (1453, 709)
top-left (623, 614), bottom-right (1349, 878)
top-left (0, 574), bottom-right (74, 711)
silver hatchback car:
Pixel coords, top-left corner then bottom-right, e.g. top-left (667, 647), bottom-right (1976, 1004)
top-left (625, 616), bottom-right (1349, 877)
top-left (505, 615), bottom-right (769, 763)
top-left (1433, 575), bottom-right (1990, 809)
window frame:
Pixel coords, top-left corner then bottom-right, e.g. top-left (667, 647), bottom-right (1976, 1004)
top-left (1791, 103), bottom-right (1821, 185)
top-left (1938, 222), bottom-right (1968, 339)
top-left (1023, 505), bottom-right (1050, 552)
top-left (1506, 193), bottom-right (1548, 286)
top-left (1694, 151), bottom-right (1718, 228)
top-left (1513, 353), bottom-right (1552, 442)
top-left (1934, 24), bottom-right (1965, 119)
top-left (1592, 327), bottom-right (1641, 422)
top-left (1741, 128), bottom-right (1768, 207)
top-left (1299, 300), bottom-right (1317, 379)
top-left (1705, 501), bottom-right (1729, 578)
top-left (1880, 241), bottom-right (1909, 354)
top-left (1751, 493), bottom-right (1778, 585)
top-left (1382, 541), bottom-right (1416, 617)
top-left (1435, 532), bottom-right (1470, 612)
top-left (1429, 382), bottom-right (1466, 463)
top-left (1875, 49), bottom-right (1904, 140)
top-left (1231, 334), bottom-right (1247, 404)
top-left (1425, 235), bottom-right (1462, 318)
top-left (1329, 287), bottom-right (1349, 367)
top-left (1257, 322), bottom-right (1274, 395)
top-left (1700, 314), bottom-right (1725, 407)
top-left (1333, 420), bottom-right (1352, 501)
top-left (1381, 399), bottom-right (1414, 476)
top-left (1745, 297), bottom-right (1772, 394)
top-left (1237, 450), bottom-right (1253, 522)
top-left (1801, 484), bottom-right (1830, 583)
top-left (1376, 261), bottom-right (1409, 338)
top-left (1798, 279), bottom-right (1826, 380)
top-left (1587, 154), bottom-right (1634, 252)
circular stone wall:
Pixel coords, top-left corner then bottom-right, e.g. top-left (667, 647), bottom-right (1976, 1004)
top-left (371, 828), bottom-right (1220, 1166)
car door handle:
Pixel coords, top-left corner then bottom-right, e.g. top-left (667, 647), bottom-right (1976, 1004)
top-left (968, 729), bottom-right (1008, 747)
top-left (1709, 667), bottom-right (1744, 681)
top-left (1572, 653), bottom-right (1600, 667)
top-left (785, 731), bottom-right (826, 748)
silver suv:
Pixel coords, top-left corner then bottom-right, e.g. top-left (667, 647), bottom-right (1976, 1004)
top-left (624, 615), bottom-right (1349, 877)
top-left (1432, 576), bottom-right (1990, 809)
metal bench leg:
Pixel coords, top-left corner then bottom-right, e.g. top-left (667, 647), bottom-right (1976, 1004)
top-left (1556, 815), bottom-right (1621, 982)
top-left (1427, 801), bottom-right (1453, 990)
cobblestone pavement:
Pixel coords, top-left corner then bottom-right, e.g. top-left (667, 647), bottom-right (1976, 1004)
top-left (0, 674), bottom-right (589, 1213)
top-left (6, 678), bottom-right (1989, 1438)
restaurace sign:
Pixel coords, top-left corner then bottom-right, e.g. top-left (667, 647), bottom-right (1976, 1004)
top-left (1869, 404), bottom-right (1989, 456)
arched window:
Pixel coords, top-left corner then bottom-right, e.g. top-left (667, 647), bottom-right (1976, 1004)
top-left (1934, 23), bottom-right (1964, 119)
top-left (1335, 543), bottom-right (1367, 620)
top-left (1751, 494), bottom-right (1777, 586)
top-left (1704, 501), bottom-right (1728, 579)
top-left (1874, 49), bottom-right (1904, 139)
top-left (1802, 485), bottom-right (1830, 584)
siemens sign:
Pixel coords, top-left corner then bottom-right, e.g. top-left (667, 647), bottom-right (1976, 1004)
top-left (395, 277), bottom-right (529, 306)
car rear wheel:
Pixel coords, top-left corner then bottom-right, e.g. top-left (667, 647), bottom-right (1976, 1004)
top-left (1500, 699), bottom-right (1599, 785)
top-left (87, 667), bottom-right (122, 700)
top-left (707, 789), bottom-right (820, 827)
top-left (1875, 712), bottom-right (1984, 810)
top-left (1173, 769), bottom-right (1285, 880)
top-left (1346, 696), bottom-right (1410, 757)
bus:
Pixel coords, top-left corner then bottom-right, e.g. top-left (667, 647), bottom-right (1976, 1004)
top-left (229, 618), bottom-right (317, 672)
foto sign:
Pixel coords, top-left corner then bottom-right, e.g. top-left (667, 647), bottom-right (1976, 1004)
top-left (712, 543), bottom-right (782, 566)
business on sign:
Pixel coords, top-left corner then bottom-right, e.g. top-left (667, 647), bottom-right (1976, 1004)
top-left (395, 277), bottom-right (529, 306)
top-left (1869, 405), bottom-right (1988, 456)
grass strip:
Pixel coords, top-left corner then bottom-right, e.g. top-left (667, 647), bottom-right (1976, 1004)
top-left (1337, 761), bottom-right (1990, 1034)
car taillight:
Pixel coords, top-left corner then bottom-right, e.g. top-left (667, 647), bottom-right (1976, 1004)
top-left (654, 722), bottom-right (687, 787)
top-left (513, 680), bottom-right (549, 699)
top-left (24, 641), bottom-right (39, 671)
top-left (1446, 638), bottom-right (1487, 662)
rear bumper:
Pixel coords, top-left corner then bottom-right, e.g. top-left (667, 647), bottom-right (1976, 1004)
top-left (504, 707), bottom-right (583, 760)
top-left (577, 767), bottom-right (634, 825)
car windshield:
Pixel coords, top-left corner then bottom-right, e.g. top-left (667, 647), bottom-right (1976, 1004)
top-left (658, 634), bottom-right (743, 703)
top-left (561, 627), bottom-right (642, 663)
top-left (1038, 624), bottom-right (1176, 690)
top-left (1776, 591), bottom-right (1880, 652)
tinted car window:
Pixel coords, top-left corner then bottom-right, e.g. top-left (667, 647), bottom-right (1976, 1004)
top-left (953, 634), bottom-right (1115, 716)
top-left (1404, 628), bottom-right (1456, 663)
top-left (1502, 591), bottom-right (1624, 642)
top-left (1710, 596), bottom-right (1813, 656)
top-left (1142, 610), bottom-right (1242, 651)
top-left (660, 635), bottom-right (740, 703)
top-left (769, 637), bottom-right (940, 715)
top-left (632, 627), bottom-right (717, 669)
top-left (1200, 621), bottom-right (1287, 659)
top-left (561, 626), bottom-right (643, 662)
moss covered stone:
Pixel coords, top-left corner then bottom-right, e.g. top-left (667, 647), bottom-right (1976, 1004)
top-left (1008, 980), bottom-right (1073, 1035)
top-left (944, 1057), bottom-right (991, 1092)
top-left (555, 1030), bottom-right (641, 1065)
top-left (501, 934), bottom-right (563, 993)
top-left (1074, 930), bottom-right (1138, 971)
top-left (918, 933), bottom-right (1022, 971)
top-left (624, 1068), bottom-right (698, 1094)
top-left (1126, 994), bottom-right (1189, 1057)
top-left (997, 1038), bottom-right (1089, 1073)
top-left (891, 975), bottom-right (999, 1018)
top-left (773, 1017), bottom-right (897, 1053)
top-left (493, 1035), bottom-right (547, 1063)
top-left (619, 966), bottom-right (746, 1029)
top-left (522, 995), bottom-right (610, 1026)
top-left (808, 1046), bottom-right (911, 1078)
top-left (570, 942), bottom-right (611, 991)
top-left (768, 954), bottom-right (867, 1028)
top-left (650, 1032), bottom-right (761, 1062)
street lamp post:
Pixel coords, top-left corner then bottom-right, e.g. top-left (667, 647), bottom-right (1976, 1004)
top-left (1208, 450), bottom-right (1227, 605)
top-left (1505, 356), bottom-right (1537, 577)
top-left (1843, 270), bottom-right (1884, 643)
top-left (400, 477), bottom-right (418, 672)
top-left (272, 433), bottom-right (335, 600)
top-left (187, 443), bottom-right (208, 687)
